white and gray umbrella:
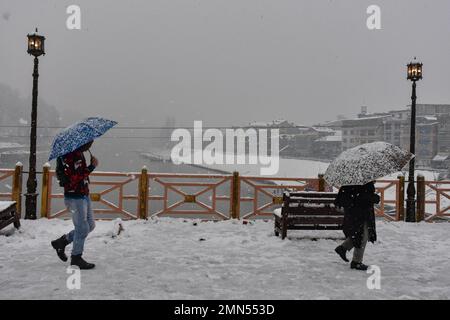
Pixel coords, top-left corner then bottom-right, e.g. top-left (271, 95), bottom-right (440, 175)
top-left (324, 141), bottom-right (413, 187)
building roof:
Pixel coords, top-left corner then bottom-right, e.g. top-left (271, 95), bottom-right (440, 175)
top-left (419, 116), bottom-right (438, 121)
top-left (341, 115), bottom-right (390, 127)
top-left (348, 115), bottom-right (391, 121)
top-left (418, 122), bottom-right (439, 127)
top-left (432, 153), bottom-right (449, 161)
top-left (316, 131), bottom-right (342, 142)
top-left (312, 127), bottom-right (336, 133)
top-left (248, 119), bottom-right (295, 128)
top-left (0, 142), bottom-right (24, 150)
top-left (316, 120), bottom-right (344, 128)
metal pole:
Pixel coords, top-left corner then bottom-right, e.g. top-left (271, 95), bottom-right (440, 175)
top-left (406, 80), bottom-right (417, 222)
top-left (25, 56), bottom-right (39, 219)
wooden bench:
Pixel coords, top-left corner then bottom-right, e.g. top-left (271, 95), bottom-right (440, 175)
top-left (0, 201), bottom-right (20, 231)
top-left (274, 191), bottom-right (343, 239)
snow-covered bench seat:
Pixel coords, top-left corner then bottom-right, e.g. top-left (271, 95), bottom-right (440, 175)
top-left (0, 201), bottom-right (20, 231)
top-left (273, 191), bottom-right (342, 239)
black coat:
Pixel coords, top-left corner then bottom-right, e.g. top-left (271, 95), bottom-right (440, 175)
top-left (334, 182), bottom-right (380, 248)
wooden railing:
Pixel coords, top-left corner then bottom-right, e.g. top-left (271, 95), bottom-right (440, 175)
top-left (42, 169), bottom-right (141, 220)
top-left (418, 179), bottom-right (450, 221)
top-left (374, 178), bottom-right (404, 221)
top-left (0, 168), bottom-right (14, 200)
top-left (146, 172), bottom-right (233, 220)
top-left (1, 164), bottom-right (447, 222)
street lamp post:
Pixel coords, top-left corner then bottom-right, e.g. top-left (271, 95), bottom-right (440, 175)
top-left (25, 29), bottom-right (45, 220)
top-left (405, 59), bottom-right (423, 222)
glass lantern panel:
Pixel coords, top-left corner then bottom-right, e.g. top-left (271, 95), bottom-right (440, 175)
top-left (35, 38), bottom-right (41, 50)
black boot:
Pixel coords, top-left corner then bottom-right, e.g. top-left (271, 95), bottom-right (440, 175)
top-left (350, 261), bottom-right (369, 271)
top-left (71, 255), bottom-right (95, 270)
top-left (51, 235), bottom-right (69, 262)
top-left (335, 245), bottom-right (349, 262)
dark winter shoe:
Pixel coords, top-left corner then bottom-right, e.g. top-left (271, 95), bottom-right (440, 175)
top-left (350, 261), bottom-right (369, 271)
top-left (51, 235), bottom-right (69, 262)
top-left (335, 245), bottom-right (349, 262)
top-left (71, 255), bottom-right (95, 270)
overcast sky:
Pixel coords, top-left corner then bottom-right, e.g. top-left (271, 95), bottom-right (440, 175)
top-left (1, 0), bottom-right (450, 127)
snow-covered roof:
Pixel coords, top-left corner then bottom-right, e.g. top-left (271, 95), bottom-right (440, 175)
top-left (248, 119), bottom-right (294, 127)
top-left (432, 154), bottom-right (449, 161)
top-left (316, 135), bottom-right (343, 142)
top-left (420, 116), bottom-right (438, 121)
top-left (316, 120), bottom-right (343, 127)
top-left (312, 127), bottom-right (336, 133)
top-left (272, 119), bottom-right (297, 126)
top-left (418, 122), bottom-right (439, 127)
top-left (316, 130), bottom-right (342, 142)
top-left (0, 142), bottom-right (25, 149)
top-left (346, 115), bottom-right (391, 121)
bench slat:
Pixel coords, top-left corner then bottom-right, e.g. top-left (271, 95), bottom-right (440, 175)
top-left (0, 202), bottom-right (20, 230)
top-left (282, 207), bottom-right (343, 215)
top-left (285, 225), bottom-right (343, 230)
top-left (287, 198), bottom-right (336, 204)
top-left (286, 192), bottom-right (337, 198)
top-left (287, 216), bottom-right (344, 225)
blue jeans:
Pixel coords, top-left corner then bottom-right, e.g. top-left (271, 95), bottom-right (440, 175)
top-left (64, 196), bottom-right (95, 256)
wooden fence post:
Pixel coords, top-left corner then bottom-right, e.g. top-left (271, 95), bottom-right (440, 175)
top-left (231, 171), bottom-right (240, 219)
top-left (416, 175), bottom-right (425, 222)
top-left (138, 166), bottom-right (149, 219)
top-left (40, 163), bottom-right (51, 218)
top-left (12, 162), bottom-right (23, 218)
top-left (318, 174), bottom-right (325, 192)
top-left (396, 175), bottom-right (405, 221)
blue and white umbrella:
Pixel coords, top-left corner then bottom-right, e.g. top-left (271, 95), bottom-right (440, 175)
top-left (48, 117), bottom-right (117, 161)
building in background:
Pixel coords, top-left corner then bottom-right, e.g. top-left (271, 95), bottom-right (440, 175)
top-left (431, 153), bottom-right (450, 170)
top-left (338, 106), bottom-right (442, 163)
top-left (436, 113), bottom-right (450, 153)
top-left (340, 115), bottom-right (388, 150)
top-left (312, 130), bottom-right (342, 159)
top-left (416, 104), bottom-right (450, 116)
top-left (246, 103), bottom-right (450, 166)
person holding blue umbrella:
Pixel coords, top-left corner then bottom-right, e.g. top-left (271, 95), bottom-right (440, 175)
top-left (49, 117), bottom-right (117, 270)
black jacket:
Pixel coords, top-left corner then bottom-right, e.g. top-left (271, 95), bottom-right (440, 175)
top-left (334, 182), bottom-right (380, 248)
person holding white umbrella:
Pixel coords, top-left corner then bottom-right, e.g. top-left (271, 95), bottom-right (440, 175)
top-left (324, 142), bottom-right (413, 270)
top-left (334, 182), bottom-right (380, 270)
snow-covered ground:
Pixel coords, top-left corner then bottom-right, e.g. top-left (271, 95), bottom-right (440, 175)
top-left (1, 218), bottom-right (449, 299)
